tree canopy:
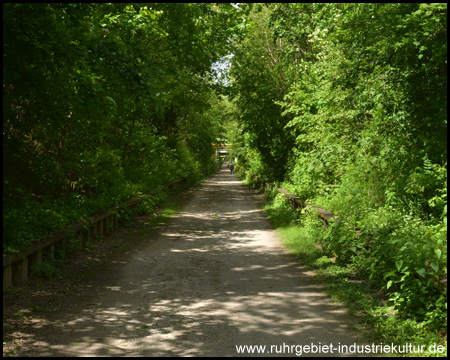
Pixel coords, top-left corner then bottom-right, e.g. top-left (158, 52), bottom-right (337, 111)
top-left (227, 3), bottom-right (446, 331)
top-left (3, 1), bottom-right (447, 334)
top-left (3, 3), bottom-right (241, 253)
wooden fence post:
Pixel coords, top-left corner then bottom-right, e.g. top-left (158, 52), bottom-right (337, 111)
top-left (12, 257), bottom-right (28, 283)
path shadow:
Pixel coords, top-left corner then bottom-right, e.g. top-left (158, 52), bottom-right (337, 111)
top-left (17, 169), bottom-right (369, 357)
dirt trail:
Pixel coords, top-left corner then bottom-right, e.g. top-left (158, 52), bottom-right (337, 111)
top-left (8, 169), bottom-right (371, 357)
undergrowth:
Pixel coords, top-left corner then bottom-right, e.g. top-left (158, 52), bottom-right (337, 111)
top-left (3, 164), bottom-right (213, 255)
top-left (241, 170), bottom-right (447, 357)
top-left (20, 181), bottom-right (191, 284)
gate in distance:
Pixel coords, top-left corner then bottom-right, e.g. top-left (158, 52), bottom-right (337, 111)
top-left (212, 140), bottom-right (232, 164)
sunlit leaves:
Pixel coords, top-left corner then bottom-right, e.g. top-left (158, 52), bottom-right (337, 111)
top-left (3, 3), bottom-right (240, 253)
top-left (229, 3), bottom-right (447, 328)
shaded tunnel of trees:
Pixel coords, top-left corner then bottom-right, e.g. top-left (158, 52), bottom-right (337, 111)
top-left (3, 2), bottom-right (447, 336)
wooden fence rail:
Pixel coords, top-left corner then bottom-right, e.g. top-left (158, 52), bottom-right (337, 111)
top-left (235, 166), bottom-right (447, 290)
top-left (236, 166), bottom-right (335, 226)
top-left (3, 178), bottom-right (185, 290)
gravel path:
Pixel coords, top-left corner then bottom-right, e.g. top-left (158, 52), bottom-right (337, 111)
top-left (19, 169), bottom-right (370, 357)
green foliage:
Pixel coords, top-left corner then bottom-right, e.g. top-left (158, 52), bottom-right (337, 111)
top-left (134, 191), bottom-right (169, 216)
top-left (261, 182), bottom-right (446, 352)
top-left (3, 3), bottom-right (239, 254)
top-left (230, 3), bottom-right (447, 334)
top-left (318, 208), bottom-right (447, 331)
top-left (30, 262), bottom-right (58, 279)
top-left (3, 0), bottom-right (447, 343)
top-left (229, 6), bottom-right (296, 181)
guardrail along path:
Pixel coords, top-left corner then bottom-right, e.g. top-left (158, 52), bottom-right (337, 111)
top-left (11, 168), bottom-right (369, 357)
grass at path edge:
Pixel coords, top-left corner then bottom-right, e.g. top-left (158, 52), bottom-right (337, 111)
top-left (240, 175), bottom-right (447, 358)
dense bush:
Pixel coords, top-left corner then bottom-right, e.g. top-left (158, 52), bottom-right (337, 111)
top-left (3, 3), bottom-right (240, 254)
top-left (229, 3), bottom-right (447, 333)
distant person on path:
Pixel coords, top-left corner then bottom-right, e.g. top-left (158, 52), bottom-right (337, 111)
top-left (230, 163), bottom-right (235, 175)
